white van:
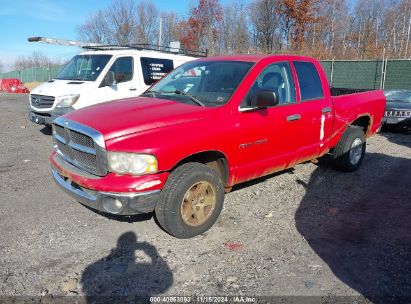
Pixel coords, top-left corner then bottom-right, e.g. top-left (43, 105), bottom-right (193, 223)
top-left (28, 47), bottom-right (199, 125)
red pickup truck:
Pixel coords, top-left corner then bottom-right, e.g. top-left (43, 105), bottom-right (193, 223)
top-left (50, 55), bottom-right (385, 238)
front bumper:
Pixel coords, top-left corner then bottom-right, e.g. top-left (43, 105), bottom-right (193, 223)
top-left (52, 168), bottom-right (161, 215)
top-left (28, 107), bottom-right (73, 126)
top-left (50, 151), bottom-right (168, 215)
top-left (382, 116), bottom-right (411, 131)
top-left (382, 116), bottom-right (411, 126)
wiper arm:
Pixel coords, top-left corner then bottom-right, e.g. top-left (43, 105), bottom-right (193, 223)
top-left (171, 90), bottom-right (205, 107)
top-left (142, 90), bottom-right (158, 97)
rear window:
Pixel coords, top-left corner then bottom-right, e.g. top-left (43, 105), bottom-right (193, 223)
top-left (293, 61), bottom-right (324, 101)
top-left (140, 57), bottom-right (174, 85)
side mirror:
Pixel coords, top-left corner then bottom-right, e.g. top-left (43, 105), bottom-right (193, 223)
top-left (250, 90), bottom-right (279, 108)
top-left (100, 71), bottom-right (116, 87)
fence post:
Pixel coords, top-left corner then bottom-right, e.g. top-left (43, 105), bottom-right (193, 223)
top-left (330, 58), bottom-right (335, 87)
top-left (379, 48), bottom-right (385, 90)
top-left (383, 58), bottom-right (388, 89)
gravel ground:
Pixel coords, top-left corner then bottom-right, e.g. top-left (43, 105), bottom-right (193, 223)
top-left (0, 93), bottom-right (410, 303)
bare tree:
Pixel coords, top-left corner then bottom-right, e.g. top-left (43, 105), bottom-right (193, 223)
top-left (217, 0), bottom-right (250, 54)
top-left (30, 51), bottom-right (52, 68)
top-left (77, 0), bottom-right (159, 45)
top-left (302, 0), bottom-right (350, 58)
top-left (13, 56), bottom-right (26, 71)
top-left (77, 9), bottom-right (111, 44)
top-left (349, 0), bottom-right (386, 58)
top-left (249, 0), bottom-right (280, 53)
top-left (106, 0), bottom-right (139, 44)
top-left (75, 0), bottom-right (410, 59)
top-left (135, 1), bottom-right (159, 44)
top-left (13, 52), bottom-right (53, 70)
top-left (160, 12), bottom-right (181, 47)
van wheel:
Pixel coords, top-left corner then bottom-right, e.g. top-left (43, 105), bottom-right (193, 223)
top-left (155, 163), bottom-right (224, 238)
top-left (333, 126), bottom-right (366, 172)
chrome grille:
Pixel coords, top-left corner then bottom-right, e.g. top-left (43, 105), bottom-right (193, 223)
top-left (384, 110), bottom-right (411, 118)
top-left (53, 117), bottom-right (107, 176)
top-left (31, 94), bottom-right (55, 108)
top-left (70, 130), bottom-right (95, 148)
top-left (71, 149), bottom-right (97, 168)
top-left (56, 140), bottom-right (71, 157)
top-left (54, 124), bottom-right (65, 138)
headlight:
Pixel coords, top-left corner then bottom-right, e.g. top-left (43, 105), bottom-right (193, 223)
top-left (107, 152), bottom-right (158, 175)
top-left (55, 94), bottom-right (80, 108)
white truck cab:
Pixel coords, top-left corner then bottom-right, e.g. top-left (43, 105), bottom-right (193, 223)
top-left (29, 47), bottom-right (199, 125)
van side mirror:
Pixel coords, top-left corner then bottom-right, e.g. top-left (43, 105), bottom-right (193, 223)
top-left (100, 71), bottom-right (116, 87)
top-left (250, 90), bottom-right (279, 108)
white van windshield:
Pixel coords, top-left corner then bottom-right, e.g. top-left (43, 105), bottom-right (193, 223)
top-left (55, 55), bottom-right (112, 81)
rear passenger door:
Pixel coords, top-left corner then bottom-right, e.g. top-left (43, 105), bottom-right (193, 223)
top-left (103, 56), bottom-right (137, 101)
top-left (292, 61), bottom-right (333, 158)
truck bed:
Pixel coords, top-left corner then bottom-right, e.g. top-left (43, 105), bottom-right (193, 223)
top-left (331, 90), bottom-right (386, 143)
top-left (330, 87), bottom-right (373, 96)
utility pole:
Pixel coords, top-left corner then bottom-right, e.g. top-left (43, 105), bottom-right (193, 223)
top-left (158, 17), bottom-right (163, 48)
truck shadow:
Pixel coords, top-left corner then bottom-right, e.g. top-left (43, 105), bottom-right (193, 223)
top-left (81, 231), bottom-right (173, 303)
top-left (295, 152), bottom-right (411, 303)
top-left (231, 168), bottom-right (295, 192)
top-left (82, 204), bottom-right (153, 223)
top-left (40, 125), bottom-right (52, 135)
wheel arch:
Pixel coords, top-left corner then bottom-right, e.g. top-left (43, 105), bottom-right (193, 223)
top-left (350, 115), bottom-right (372, 136)
top-left (171, 150), bottom-right (230, 186)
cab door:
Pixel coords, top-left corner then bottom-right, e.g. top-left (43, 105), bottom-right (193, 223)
top-left (102, 56), bottom-right (137, 101)
top-left (291, 60), bottom-right (334, 158)
top-left (234, 61), bottom-right (304, 183)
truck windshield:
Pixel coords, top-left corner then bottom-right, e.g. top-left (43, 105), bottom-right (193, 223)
top-left (55, 55), bottom-right (112, 81)
top-left (145, 60), bottom-right (253, 106)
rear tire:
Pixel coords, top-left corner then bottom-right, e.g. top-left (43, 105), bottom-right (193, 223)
top-left (333, 126), bottom-right (366, 172)
top-left (155, 163), bottom-right (224, 239)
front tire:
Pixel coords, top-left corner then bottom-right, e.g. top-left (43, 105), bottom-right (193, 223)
top-left (333, 126), bottom-right (366, 172)
top-left (155, 163), bottom-right (225, 238)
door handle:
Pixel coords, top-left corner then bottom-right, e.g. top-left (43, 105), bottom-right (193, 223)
top-left (287, 114), bottom-right (301, 122)
top-left (322, 107), bottom-right (332, 114)
top-left (129, 88), bottom-right (137, 91)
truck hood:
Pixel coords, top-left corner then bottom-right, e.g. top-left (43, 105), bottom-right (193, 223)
top-left (63, 97), bottom-right (215, 140)
top-left (31, 79), bottom-right (94, 96)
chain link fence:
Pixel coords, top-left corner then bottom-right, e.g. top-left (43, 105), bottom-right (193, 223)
top-left (1, 60), bottom-right (411, 90)
top-left (0, 65), bottom-right (63, 83)
top-left (320, 59), bottom-right (411, 90)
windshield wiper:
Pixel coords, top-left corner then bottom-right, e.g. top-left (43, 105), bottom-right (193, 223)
top-left (142, 90), bottom-right (158, 97)
top-left (163, 90), bottom-right (205, 107)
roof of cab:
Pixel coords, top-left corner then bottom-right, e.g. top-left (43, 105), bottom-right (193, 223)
top-left (198, 54), bottom-right (317, 63)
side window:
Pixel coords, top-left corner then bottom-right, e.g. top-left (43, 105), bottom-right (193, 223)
top-left (293, 61), bottom-right (324, 101)
top-left (140, 57), bottom-right (174, 85)
top-left (244, 61), bottom-right (296, 107)
top-left (108, 57), bottom-right (133, 84)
